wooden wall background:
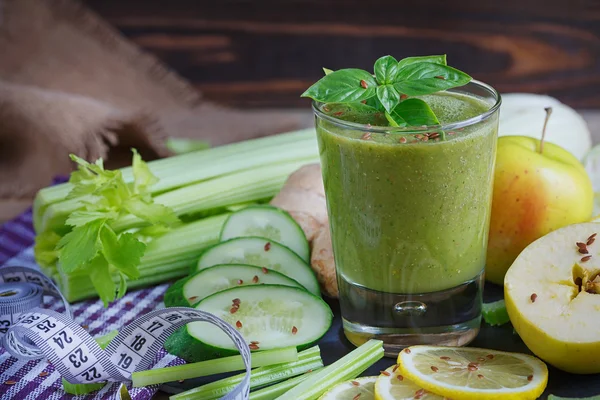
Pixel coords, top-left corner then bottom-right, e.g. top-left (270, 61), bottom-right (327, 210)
top-left (84, 0), bottom-right (600, 109)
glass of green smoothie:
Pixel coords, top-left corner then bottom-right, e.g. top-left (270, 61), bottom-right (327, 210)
top-left (303, 56), bottom-right (501, 354)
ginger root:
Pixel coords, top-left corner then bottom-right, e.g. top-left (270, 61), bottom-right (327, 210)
top-left (270, 163), bottom-right (338, 297)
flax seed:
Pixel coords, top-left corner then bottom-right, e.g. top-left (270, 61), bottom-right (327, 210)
top-left (237, 279), bottom-right (244, 285)
top-left (230, 307), bottom-right (238, 314)
top-left (397, 374), bottom-right (404, 381)
top-left (381, 370), bottom-right (391, 376)
top-left (249, 343), bottom-right (260, 350)
top-left (581, 255), bottom-right (592, 262)
top-left (292, 326), bottom-right (298, 335)
top-left (4, 381), bottom-right (16, 385)
top-left (351, 380), bottom-right (360, 386)
top-left (352, 394), bottom-right (361, 400)
top-left (431, 366), bottom-right (439, 372)
top-left (252, 275), bottom-right (259, 283)
top-left (392, 364), bottom-right (399, 372)
top-left (262, 267), bottom-right (269, 274)
top-left (236, 321), bottom-right (242, 329)
top-left (360, 80), bottom-right (368, 89)
top-left (264, 242), bottom-right (271, 251)
top-left (589, 233), bottom-right (597, 241)
top-left (361, 132), bottom-right (372, 140)
top-left (530, 293), bottom-right (537, 303)
top-left (404, 348), bottom-right (411, 354)
top-left (399, 137), bottom-right (407, 143)
top-left (440, 356), bottom-right (451, 360)
top-left (527, 375), bottom-right (534, 381)
top-left (588, 237), bottom-right (596, 246)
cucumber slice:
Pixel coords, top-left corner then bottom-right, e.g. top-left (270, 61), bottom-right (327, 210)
top-left (220, 205), bottom-right (310, 262)
top-left (165, 285), bottom-right (332, 362)
top-left (195, 237), bottom-right (320, 296)
top-left (164, 264), bottom-right (304, 307)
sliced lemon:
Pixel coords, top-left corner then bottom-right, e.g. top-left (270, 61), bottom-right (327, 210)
top-left (397, 346), bottom-right (548, 400)
top-left (375, 365), bottom-right (446, 400)
top-left (319, 376), bottom-right (377, 400)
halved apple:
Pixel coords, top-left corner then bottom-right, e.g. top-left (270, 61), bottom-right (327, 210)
top-left (505, 222), bottom-right (600, 374)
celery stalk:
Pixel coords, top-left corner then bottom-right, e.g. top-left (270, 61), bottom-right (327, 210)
top-left (55, 214), bottom-right (227, 301)
top-left (35, 130), bottom-right (318, 233)
top-left (132, 347), bottom-right (299, 388)
top-left (274, 340), bottom-right (384, 400)
top-left (249, 370), bottom-right (319, 400)
top-left (482, 299), bottom-right (510, 326)
top-left (62, 330), bottom-right (119, 394)
top-left (171, 346), bottom-right (323, 400)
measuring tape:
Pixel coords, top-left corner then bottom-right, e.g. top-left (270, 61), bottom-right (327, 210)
top-left (0, 266), bottom-right (251, 399)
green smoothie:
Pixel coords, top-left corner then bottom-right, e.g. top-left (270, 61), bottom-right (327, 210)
top-left (316, 92), bottom-right (498, 294)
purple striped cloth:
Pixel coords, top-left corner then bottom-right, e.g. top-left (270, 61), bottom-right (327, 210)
top-left (0, 209), bottom-right (185, 399)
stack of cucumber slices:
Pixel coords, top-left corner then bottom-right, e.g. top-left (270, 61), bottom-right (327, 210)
top-left (164, 205), bottom-right (332, 362)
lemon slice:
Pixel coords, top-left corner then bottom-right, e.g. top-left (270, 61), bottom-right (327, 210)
top-left (319, 376), bottom-right (377, 400)
top-left (375, 365), bottom-right (445, 400)
top-left (397, 346), bottom-right (548, 400)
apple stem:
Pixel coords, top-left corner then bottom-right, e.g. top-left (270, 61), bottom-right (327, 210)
top-left (539, 107), bottom-right (553, 154)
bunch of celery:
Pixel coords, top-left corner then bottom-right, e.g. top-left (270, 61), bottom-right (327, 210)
top-left (33, 129), bottom-right (319, 304)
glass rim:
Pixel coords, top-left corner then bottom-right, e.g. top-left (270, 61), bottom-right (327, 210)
top-left (311, 79), bottom-right (502, 133)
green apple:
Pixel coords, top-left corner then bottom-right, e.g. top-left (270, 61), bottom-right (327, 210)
top-left (485, 109), bottom-right (594, 285)
top-left (505, 222), bottom-right (600, 374)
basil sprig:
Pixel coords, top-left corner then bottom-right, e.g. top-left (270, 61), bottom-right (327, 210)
top-left (302, 54), bottom-right (471, 128)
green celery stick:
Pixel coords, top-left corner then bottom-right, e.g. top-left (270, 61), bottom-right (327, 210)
top-left (171, 346), bottom-right (323, 400)
top-left (132, 347), bottom-right (298, 387)
top-left (482, 299), bottom-right (510, 326)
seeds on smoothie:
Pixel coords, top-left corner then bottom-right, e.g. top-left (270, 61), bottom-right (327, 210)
top-left (530, 293), bottom-right (537, 303)
top-left (581, 255), bottom-right (592, 262)
top-left (252, 275), bottom-right (259, 283)
top-left (361, 132), bottom-right (372, 140)
top-left (360, 79), bottom-right (368, 89)
top-left (579, 248), bottom-right (589, 254)
top-left (333, 111), bottom-right (344, 116)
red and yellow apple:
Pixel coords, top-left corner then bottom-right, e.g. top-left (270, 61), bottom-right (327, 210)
top-left (485, 136), bottom-right (594, 285)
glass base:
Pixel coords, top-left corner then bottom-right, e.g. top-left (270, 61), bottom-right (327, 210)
top-left (338, 271), bottom-right (484, 357)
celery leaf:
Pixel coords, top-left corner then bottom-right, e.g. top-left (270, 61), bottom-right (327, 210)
top-left (124, 199), bottom-right (179, 226)
top-left (116, 272), bottom-right (127, 299)
top-left (57, 219), bottom-right (106, 273)
top-left (99, 227), bottom-right (145, 279)
top-left (66, 210), bottom-right (118, 227)
top-left (34, 231), bottom-right (61, 267)
top-left (87, 256), bottom-right (115, 307)
top-left (132, 149), bottom-right (158, 194)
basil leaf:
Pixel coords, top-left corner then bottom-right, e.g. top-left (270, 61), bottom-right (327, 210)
top-left (323, 67), bottom-right (334, 75)
top-left (392, 98), bottom-right (440, 126)
top-left (374, 55), bottom-right (399, 84)
top-left (397, 55), bottom-right (447, 69)
top-left (376, 85), bottom-right (401, 113)
top-left (394, 62), bottom-right (471, 96)
top-left (365, 96), bottom-right (385, 111)
top-left (385, 111), bottom-right (407, 127)
top-left (302, 69), bottom-right (377, 103)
